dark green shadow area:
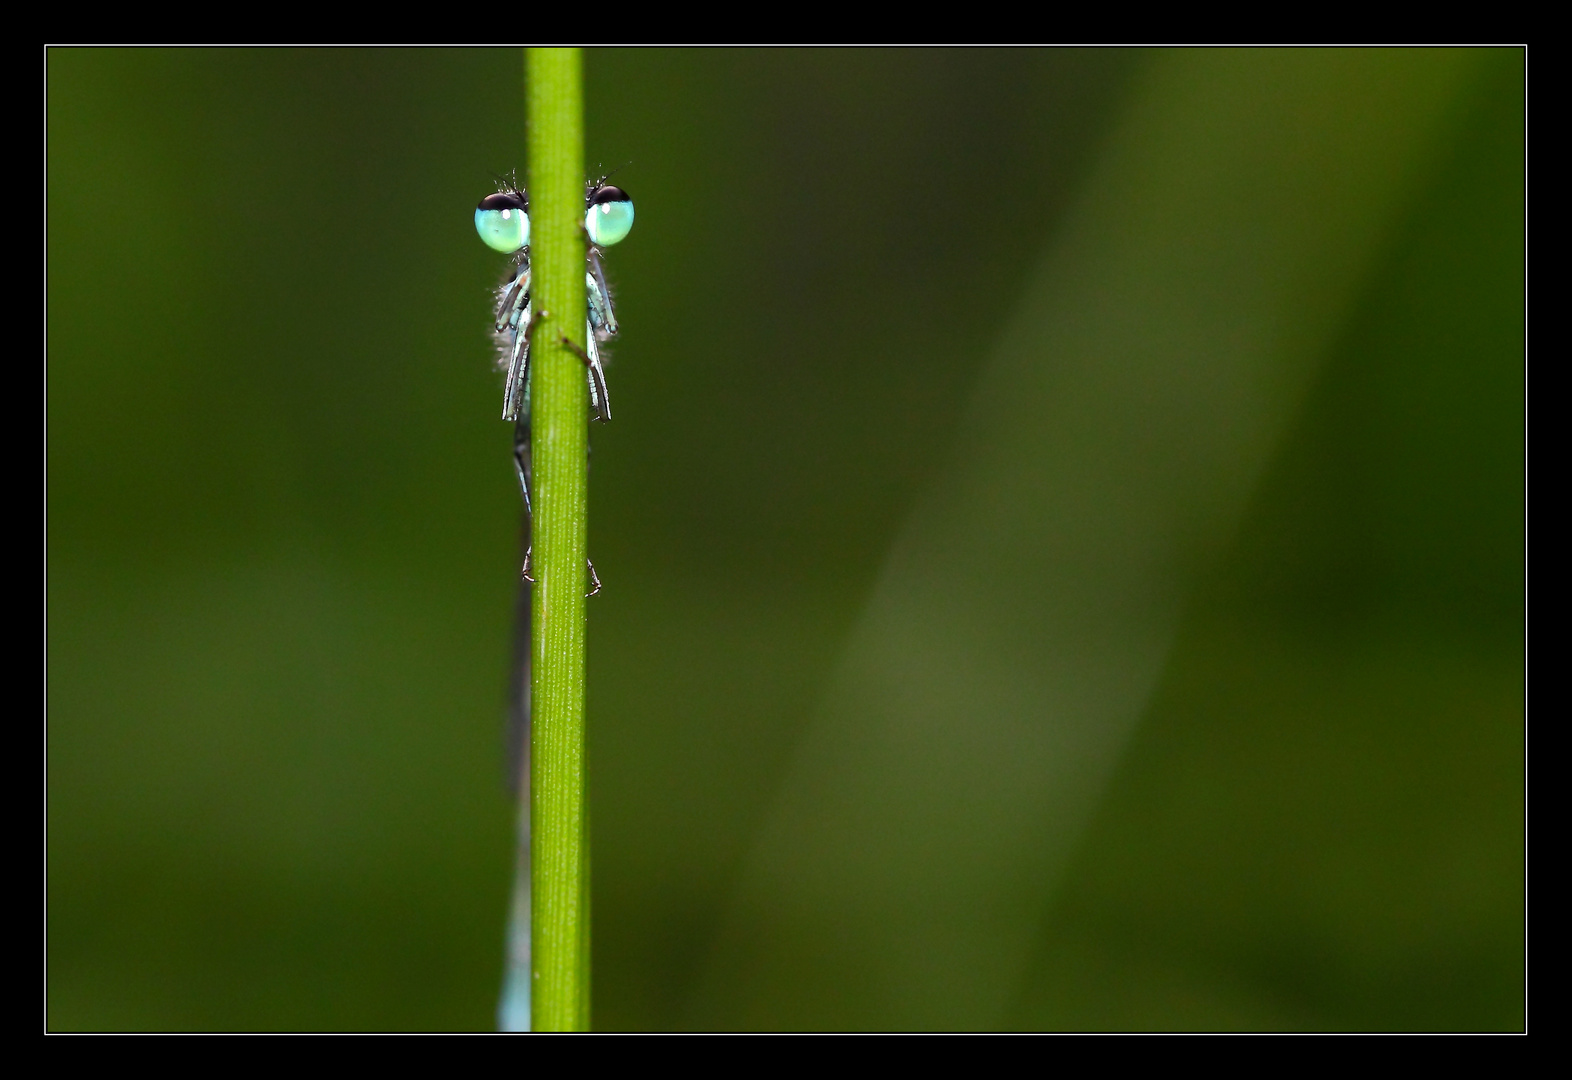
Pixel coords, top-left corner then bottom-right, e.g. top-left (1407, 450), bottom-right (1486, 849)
top-left (1012, 53), bottom-right (1524, 1032)
top-left (578, 49), bottom-right (1142, 1030)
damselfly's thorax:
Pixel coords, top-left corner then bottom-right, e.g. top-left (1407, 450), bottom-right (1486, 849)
top-left (474, 179), bottom-right (634, 426)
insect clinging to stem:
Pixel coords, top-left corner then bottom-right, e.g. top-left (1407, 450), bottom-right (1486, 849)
top-left (475, 175), bottom-right (635, 593)
top-left (479, 175), bottom-right (635, 1034)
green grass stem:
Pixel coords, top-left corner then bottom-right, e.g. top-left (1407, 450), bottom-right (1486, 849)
top-left (526, 46), bottom-right (590, 1034)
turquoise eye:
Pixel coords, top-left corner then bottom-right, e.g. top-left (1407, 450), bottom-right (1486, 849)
top-left (585, 185), bottom-right (634, 246)
top-left (476, 191), bottom-right (530, 253)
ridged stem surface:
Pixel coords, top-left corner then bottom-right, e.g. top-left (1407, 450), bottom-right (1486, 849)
top-left (526, 45), bottom-right (589, 1034)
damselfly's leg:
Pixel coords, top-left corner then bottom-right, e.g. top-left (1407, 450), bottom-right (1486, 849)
top-left (558, 329), bottom-right (611, 423)
top-left (586, 259), bottom-right (617, 424)
top-left (502, 301), bottom-right (533, 423)
top-left (495, 261), bottom-right (531, 331)
top-left (513, 415), bottom-right (534, 582)
top-left (516, 404), bottom-right (600, 597)
top-left (585, 434), bottom-right (601, 598)
top-left (498, 262), bottom-right (534, 422)
top-left (585, 324), bottom-right (611, 423)
top-left (587, 256), bottom-right (618, 336)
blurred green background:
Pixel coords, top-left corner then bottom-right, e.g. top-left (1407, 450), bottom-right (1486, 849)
top-left (46, 48), bottom-right (1523, 1031)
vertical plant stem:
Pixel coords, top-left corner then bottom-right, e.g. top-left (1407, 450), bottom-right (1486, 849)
top-left (526, 45), bottom-right (589, 1034)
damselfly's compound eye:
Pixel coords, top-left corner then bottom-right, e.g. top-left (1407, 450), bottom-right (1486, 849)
top-left (475, 191), bottom-right (530, 253)
top-left (585, 185), bottom-right (634, 246)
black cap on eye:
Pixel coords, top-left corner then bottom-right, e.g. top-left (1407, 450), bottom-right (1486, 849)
top-left (588, 185), bottom-right (630, 207)
top-left (479, 191), bottom-right (528, 212)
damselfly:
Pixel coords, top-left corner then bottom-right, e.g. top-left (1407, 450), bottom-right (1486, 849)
top-left (477, 177), bottom-right (634, 1033)
top-left (475, 178), bottom-right (636, 589)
